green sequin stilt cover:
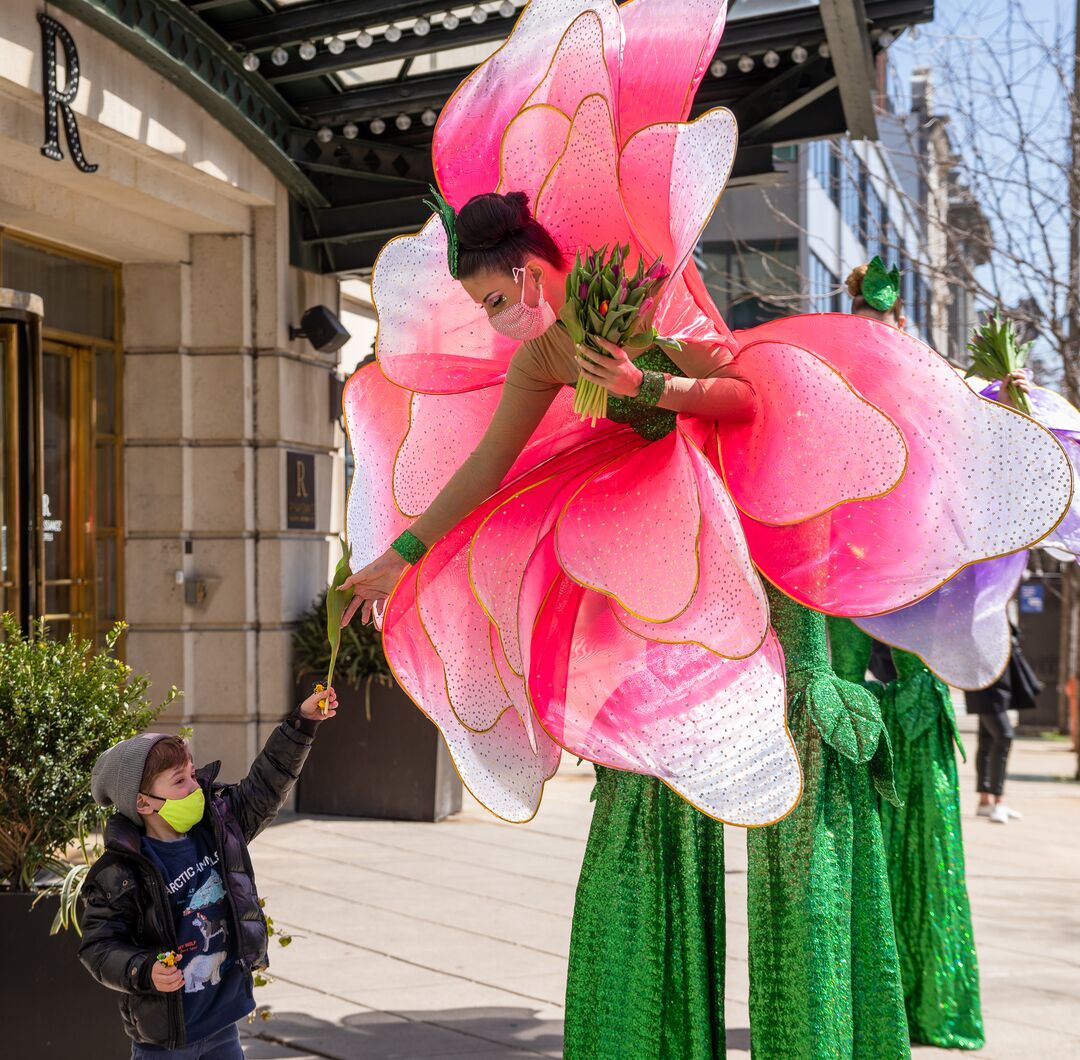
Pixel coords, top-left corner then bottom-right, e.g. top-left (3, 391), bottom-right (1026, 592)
top-left (745, 593), bottom-right (909, 1059)
top-left (564, 768), bottom-right (727, 1059)
top-left (880, 647), bottom-right (984, 1049)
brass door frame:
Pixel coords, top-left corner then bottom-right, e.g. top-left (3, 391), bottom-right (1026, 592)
top-left (0, 232), bottom-right (124, 644)
top-left (0, 324), bottom-right (18, 617)
top-left (40, 338), bottom-right (95, 639)
top-left (0, 295), bottom-right (45, 629)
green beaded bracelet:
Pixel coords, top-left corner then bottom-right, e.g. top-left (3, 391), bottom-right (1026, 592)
top-left (636, 368), bottom-right (666, 407)
top-left (391, 529), bottom-right (428, 565)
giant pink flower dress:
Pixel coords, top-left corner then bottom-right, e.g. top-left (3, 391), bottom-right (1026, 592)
top-left (343, 1), bottom-right (1070, 1053)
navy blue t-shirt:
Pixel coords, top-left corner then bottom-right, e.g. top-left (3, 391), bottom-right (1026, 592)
top-left (142, 823), bottom-right (253, 1044)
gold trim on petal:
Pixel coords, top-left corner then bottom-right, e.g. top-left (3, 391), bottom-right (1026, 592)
top-left (523, 583), bottom-right (804, 829)
top-left (716, 335), bottom-right (910, 527)
top-left (553, 439), bottom-right (704, 625)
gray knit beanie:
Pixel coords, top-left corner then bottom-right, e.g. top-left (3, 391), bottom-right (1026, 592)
top-left (91, 732), bottom-right (172, 825)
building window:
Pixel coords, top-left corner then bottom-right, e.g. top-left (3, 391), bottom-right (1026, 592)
top-left (860, 180), bottom-right (882, 256)
top-left (808, 252), bottom-right (841, 313)
top-left (840, 143), bottom-right (861, 237)
top-left (697, 239), bottom-right (800, 327)
top-left (809, 140), bottom-right (841, 207)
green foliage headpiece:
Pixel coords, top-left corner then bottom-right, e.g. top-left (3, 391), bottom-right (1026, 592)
top-left (424, 185), bottom-right (460, 279)
top-left (861, 255), bottom-right (901, 312)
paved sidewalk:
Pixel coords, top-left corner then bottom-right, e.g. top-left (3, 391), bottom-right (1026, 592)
top-left (243, 718), bottom-right (1079, 1059)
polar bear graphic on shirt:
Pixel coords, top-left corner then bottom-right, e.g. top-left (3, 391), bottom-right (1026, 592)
top-left (183, 950), bottom-right (227, 992)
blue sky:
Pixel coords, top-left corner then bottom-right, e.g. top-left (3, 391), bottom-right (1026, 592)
top-left (888, 0), bottom-right (1074, 365)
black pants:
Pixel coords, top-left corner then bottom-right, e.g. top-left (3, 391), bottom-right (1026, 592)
top-left (975, 709), bottom-right (1014, 796)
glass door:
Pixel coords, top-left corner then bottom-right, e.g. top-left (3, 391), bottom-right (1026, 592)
top-left (41, 340), bottom-right (94, 640)
top-left (0, 324), bottom-right (18, 619)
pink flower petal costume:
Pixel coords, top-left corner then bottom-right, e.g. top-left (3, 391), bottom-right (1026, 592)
top-left (343, 1), bottom-right (1070, 1053)
top-left (346, 0), bottom-right (1068, 826)
top-left (856, 381), bottom-right (1079, 690)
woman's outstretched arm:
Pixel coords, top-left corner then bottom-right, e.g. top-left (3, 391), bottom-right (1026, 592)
top-left (340, 350), bottom-right (560, 625)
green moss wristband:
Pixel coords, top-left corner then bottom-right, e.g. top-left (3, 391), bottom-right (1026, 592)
top-left (391, 530), bottom-right (428, 565)
top-left (635, 369), bottom-right (666, 407)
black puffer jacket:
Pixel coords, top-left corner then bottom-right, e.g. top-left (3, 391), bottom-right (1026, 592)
top-left (78, 711), bottom-right (318, 1047)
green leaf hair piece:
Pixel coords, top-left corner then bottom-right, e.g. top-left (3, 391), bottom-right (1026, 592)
top-left (861, 255), bottom-right (901, 312)
top-left (423, 184), bottom-right (460, 278)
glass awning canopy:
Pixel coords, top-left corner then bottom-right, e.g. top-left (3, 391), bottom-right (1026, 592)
top-left (57, 0), bottom-right (933, 273)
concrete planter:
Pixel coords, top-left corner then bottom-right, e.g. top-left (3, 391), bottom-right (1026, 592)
top-left (0, 890), bottom-right (130, 1058)
top-left (295, 675), bottom-right (463, 821)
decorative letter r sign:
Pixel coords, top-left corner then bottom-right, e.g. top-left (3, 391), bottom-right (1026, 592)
top-left (38, 13), bottom-right (98, 173)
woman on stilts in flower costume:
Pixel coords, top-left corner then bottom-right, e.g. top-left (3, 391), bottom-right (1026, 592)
top-left (821, 263), bottom-right (985, 1052)
top-left (338, 2), bottom-right (1070, 1055)
top-left (839, 301), bottom-right (1080, 1052)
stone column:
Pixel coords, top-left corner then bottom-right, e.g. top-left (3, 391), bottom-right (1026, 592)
top-left (251, 202), bottom-right (343, 756)
top-left (124, 202), bottom-right (342, 783)
top-left (123, 233), bottom-right (260, 778)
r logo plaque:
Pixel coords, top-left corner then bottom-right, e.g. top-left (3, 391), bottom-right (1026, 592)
top-left (286, 452), bottom-right (316, 529)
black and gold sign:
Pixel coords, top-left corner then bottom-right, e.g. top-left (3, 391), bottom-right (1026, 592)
top-left (286, 451), bottom-right (316, 530)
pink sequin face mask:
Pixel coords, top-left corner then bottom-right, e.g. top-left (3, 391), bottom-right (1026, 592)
top-left (488, 267), bottom-right (556, 341)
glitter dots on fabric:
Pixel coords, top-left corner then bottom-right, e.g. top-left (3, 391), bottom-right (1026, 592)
top-left (620, 108), bottom-right (738, 281)
top-left (855, 551), bottom-right (1028, 689)
top-left (384, 562), bottom-right (561, 823)
top-left (344, 0), bottom-right (1070, 832)
top-left (528, 549), bottom-right (800, 825)
top-left (395, 389), bottom-right (502, 516)
top-left (523, 11), bottom-right (614, 118)
top-left (372, 218), bottom-right (517, 392)
top-left (556, 429), bottom-right (701, 623)
top-left (718, 337), bottom-right (907, 524)
top-left (735, 313), bottom-right (1072, 615)
top-left (536, 94), bottom-right (636, 261)
top-left (343, 365), bottom-right (413, 570)
top-left (983, 382), bottom-right (1080, 557)
top-left (498, 105), bottom-right (571, 203)
top-left (609, 426), bottom-right (769, 661)
top-left (433, 0), bottom-right (622, 204)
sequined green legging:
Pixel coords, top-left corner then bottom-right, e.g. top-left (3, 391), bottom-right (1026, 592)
top-left (564, 767), bottom-right (727, 1059)
top-left (745, 591), bottom-right (909, 1059)
top-left (833, 623), bottom-right (984, 1050)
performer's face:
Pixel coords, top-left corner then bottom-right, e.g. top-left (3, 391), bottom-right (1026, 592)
top-left (460, 262), bottom-right (546, 319)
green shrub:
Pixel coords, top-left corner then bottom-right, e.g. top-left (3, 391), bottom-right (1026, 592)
top-left (292, 591), bottom-right (393, 687)
top-left (0, 615), bottom-right (179, 892)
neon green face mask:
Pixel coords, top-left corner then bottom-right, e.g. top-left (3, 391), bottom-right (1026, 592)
top-left (141, 786), bottom-right (205, 834)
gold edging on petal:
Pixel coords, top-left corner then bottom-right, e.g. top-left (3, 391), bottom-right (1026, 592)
top-left (412, 546), bottom-right (515, 735)
top-left (716, 336), bottom-right (910, 526)
top-left (381, 569), bottom-right (550, 826)
top-left (497, 104), bottom-right (572, 194)
top-left (524, 585), bottom-right (803, 829)
top-left (745, 357), bottom-right (1074, 617)
top-left (616, 106), bottom-right (739, 277)
top-left (606, 423), bottom-right (770, 660)
top-left (467, 474), bottom-right (562, 678)
top-left (552, 438), bottom-right (704, 624)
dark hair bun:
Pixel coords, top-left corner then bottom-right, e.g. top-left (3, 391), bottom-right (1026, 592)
top-left (457, 192), bottom-right (531, 251)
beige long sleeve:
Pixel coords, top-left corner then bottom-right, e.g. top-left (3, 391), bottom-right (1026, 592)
top-left (405, 328), bottom-right (755, 550)
top-left (655, 340), bottom-right (756, 420)
top-left (406, 340), bottom-right (566, 549)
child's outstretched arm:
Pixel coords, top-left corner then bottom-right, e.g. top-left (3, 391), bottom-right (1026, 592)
top-left (222, 686), bottom-right (338, 843)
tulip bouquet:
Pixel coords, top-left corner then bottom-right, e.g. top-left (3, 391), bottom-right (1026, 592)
top-left (558, 245), bottom-right (681, 424)
top-left (966, 308), bottom-right (1033, 414)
